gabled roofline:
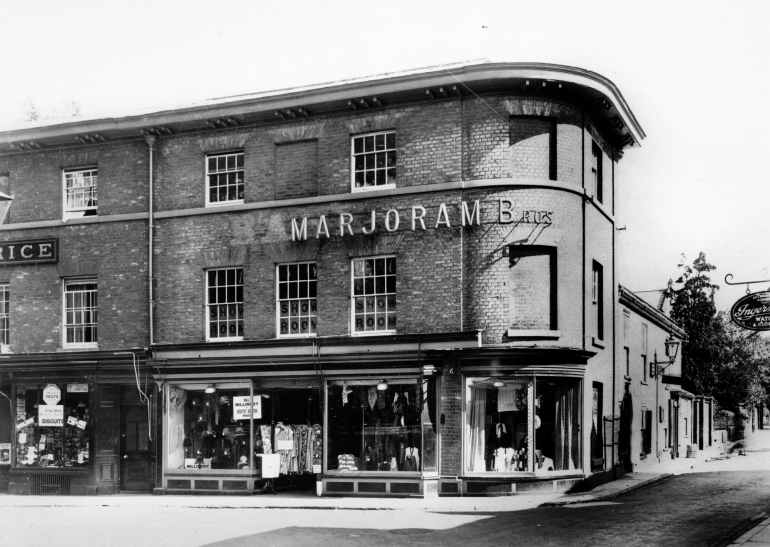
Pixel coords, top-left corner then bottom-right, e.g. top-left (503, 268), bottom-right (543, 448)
top-left (619, 285), bottom-right (686, 339)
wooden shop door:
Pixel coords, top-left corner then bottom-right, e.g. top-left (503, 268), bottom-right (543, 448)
top-left (120, 403), bottom-right (153, 492)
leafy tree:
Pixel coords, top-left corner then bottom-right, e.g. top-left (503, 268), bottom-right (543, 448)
top-left (666, 253), bottom-right (770, 413)
top-left (666, 253), bottom-right (725, 398)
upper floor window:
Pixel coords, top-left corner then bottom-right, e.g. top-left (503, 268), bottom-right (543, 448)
top-left (0, 283), bottom-right (8, 346)
top-left (63, 168), bottom-right (97, 219)
top-left (591, 141), bottom-right (603, 203)
top-left (351, 131), bottom-right (396, 191)
top-left (641, 323), bottom-right (649, 380)
top-left (509, 246), bottom-right (557, 331)
top-left (277, 262), bottom-right (317, 337)
top-left (206, 152), bottom-right (244, 206)
top-left (63, 278), bottom-right (97, 348)
top-left (206, 268), bottom-right (243, 341)
top-left (592, 261), bottom-right (604, 340)
top-left (352, 256), bottom-right (396, 333)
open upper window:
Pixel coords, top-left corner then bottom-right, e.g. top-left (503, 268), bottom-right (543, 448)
top-left (63, 168), bottom-right (97, 219)
top-left (351, 131), bottom-right (396, 191)
top-left (206, 151), bottom-right (244, 206)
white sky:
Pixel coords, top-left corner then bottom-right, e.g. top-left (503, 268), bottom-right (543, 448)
top-left (1, 0), bottom-right (768, 312)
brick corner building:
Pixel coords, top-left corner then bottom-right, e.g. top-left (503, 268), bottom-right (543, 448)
top-left (0, 62), bottom-right (697, 497)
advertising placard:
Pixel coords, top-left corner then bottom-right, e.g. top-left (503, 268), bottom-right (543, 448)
top-left (43, 384), bottom-right (61, 405)
top-left (232, 395), bottom-right (262, 420)
top-left (38, 405), bottom-right (64, 427)
top-left (0, 443), bottom-right (10, 464)
top-left (67, 383), bottom-right (88, 393)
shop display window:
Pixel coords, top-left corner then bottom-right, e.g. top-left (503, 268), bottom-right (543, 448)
top-left (14, 383), bottom-right (90, 468)
top-left (166, 380), bottom-right (322, 476)
top-left (534, 378), bottom-right (582, 472)
top-left (327, 379), bottom-right (423, 473)
top-left (465, 378), bottom-right (531, 473)
top-left (167, 384), bottom-right (255, 471)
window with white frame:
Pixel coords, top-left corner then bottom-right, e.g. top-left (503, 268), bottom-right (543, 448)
top-left (63, 279), bottom-right (97, 347)
top-left (641, 323), bottom-right (648, 380)
top-left (277, 262), bottom-right (317, 336)
top-left (352, 256), bottom-right (396, 333)
top-left (206, 268), bottom-right (243, 340)
top-left (591, 141), bottom-right (603, 203)
top-left (592, 261), bottom-right (604, 340)
top-left (206, 151), bottom-right (244, 205)
top-left (63, 168), bottom-right (98, 218)
top-left (0, 284), bottom-right (8, 346)
top-left (351, 131), bottom-right (396, 191)
top-left (623, 311), bottom-right (630, 377)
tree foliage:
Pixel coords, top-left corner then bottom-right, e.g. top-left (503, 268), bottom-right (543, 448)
top-left (666, 253), bottom-right (770, 413)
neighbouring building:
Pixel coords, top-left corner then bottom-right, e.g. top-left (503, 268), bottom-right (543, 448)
top-left (0, 61), bottom-right (662, 496)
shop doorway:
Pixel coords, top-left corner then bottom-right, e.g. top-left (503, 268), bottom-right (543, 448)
top-left (120, 394), bottom-right (153, 492)
top-left (619, 389), bottom-right (632, 472)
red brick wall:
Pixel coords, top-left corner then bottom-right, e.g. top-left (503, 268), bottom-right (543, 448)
top-left (275, 140), bottom-right (318, 200)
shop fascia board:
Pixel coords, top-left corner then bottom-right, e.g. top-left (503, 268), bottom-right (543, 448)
top-left (442, 345), bottom-right (596, 366)
top-left (151, 331), bottom-right (481, 361)
top-left (0, 62), bottom-right (643, 150)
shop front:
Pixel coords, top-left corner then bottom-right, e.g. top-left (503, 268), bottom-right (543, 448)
top-left (0, 352), bottom-right (156, 495)
top-left (446, 349), bottom-right (593, 496)
top-left (152, 332), bottom-right (471, 497)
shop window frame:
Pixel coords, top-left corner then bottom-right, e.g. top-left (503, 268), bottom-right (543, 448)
top-left (163, 380), bottom-right (256, 475)
top-left (350, 131), bottom-right (397, 192)
top-left (350, 255), bottom-right (396, 335)
top-left (324, 377), bottom-right (426, 476)
top-left (461, 374), bottom-right (584, 477)
top-left (62, 277), bottom-right (98, 349)
top-left (205, 150), bottom-right (244, 207)
top-left (276, 261), bottom-right (318, 338)
top-left (63, 167), bottom-right (98, 220)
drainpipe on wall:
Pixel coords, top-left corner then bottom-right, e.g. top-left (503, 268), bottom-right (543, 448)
top-left (146, 135), bottom-right (156, 346)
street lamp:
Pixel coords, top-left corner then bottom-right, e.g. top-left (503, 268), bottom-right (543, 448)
top-left (652, 333), bottom-right (681, 461)
top-left (650, 334), bottom-right (681, 379)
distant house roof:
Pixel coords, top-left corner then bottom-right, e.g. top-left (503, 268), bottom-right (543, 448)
top-left (619, 285), bottom-right (684, 338)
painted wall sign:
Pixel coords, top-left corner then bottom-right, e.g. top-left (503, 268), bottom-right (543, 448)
top-left (290, 200), bottom-right (553, 241)
top-left (0, 238), bottom-right (58, 265)
top-left (232, 395), bottom-right (262, 420)
top-left (731, 291), bottom-right (770, 331)
top-left (43, 384), bottom-right (61, 405)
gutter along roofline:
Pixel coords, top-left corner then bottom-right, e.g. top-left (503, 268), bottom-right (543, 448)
top-left (0, 61), bottom-right (643, 154)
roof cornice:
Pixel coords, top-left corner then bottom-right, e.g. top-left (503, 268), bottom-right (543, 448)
top-left (0, 61), bottom-right (644, 152)
top-left (619, 285), bottom-right (685, 338)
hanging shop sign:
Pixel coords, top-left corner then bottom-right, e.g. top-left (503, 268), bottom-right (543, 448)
top-left (730, 291), bottom-right (770, 331)
top-left (38, 405), bottom-right (64, 427)
top-left (290, 200), bottom-right (554, 241)
top-left (0, 238), bottom-right (58, 266)
top-left (43, 384), bottom-right (61, 405)
top-left (232, 395), bottom-right (262, 420)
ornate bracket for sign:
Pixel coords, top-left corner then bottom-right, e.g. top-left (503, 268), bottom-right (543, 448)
top-left (724, 271), bottom-right (770, 294)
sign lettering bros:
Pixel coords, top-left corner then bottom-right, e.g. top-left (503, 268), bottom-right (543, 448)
top-left (290, 200), bottom-right (553, 241)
